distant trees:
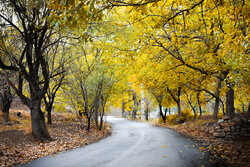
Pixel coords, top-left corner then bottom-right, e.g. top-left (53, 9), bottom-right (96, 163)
top-left (57, 41), bottom-right (120, 130)
top-left (107, 0), bottom-right (249, 120)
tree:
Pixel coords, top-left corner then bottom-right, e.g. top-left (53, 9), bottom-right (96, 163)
top-left (43, 42), bottom-right (67, 125)
top-left (0, 0), bottom-right (108, 141)
top-left (0, 73), bottom-right (14, 123)
top-left (109, 0), bottom-right (248, 119)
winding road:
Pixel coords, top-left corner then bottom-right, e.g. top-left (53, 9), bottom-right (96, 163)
top-left (18, 117), bottom-right (217, 167)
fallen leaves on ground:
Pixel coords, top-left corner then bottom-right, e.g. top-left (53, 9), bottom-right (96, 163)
top-left (150, 116), bottom-right (250, 167)
top-left (0, 110), bottom-right (111, 167)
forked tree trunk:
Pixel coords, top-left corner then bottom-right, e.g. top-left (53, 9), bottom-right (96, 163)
top-left (159, 104), bottom-right (166, 123)
top-left (164, 108), bottom-right (167, 118)
top-left (30, 99), bottom-right (52, 141)
top-left (168, 87), bottom-right (182, 117)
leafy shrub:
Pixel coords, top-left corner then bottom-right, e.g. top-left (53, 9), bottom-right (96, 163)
top-left (165, 108), bottom-right (194, 124)
top-left (54, 103), bottom-right (67, 113)
top-left (181, 108), bottom-right (194, 121)
top-left (166, 114), bottom-right (179, 124)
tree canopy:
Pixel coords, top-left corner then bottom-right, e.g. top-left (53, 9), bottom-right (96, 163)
top-left (0, 0), bottom-right (249, 141)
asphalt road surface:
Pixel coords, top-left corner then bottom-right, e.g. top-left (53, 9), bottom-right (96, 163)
top-left (18, 116), bottom-right (218, 167)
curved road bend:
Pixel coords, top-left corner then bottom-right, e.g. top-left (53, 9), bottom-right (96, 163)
top-left (18, 116), bottom-right (218, 167)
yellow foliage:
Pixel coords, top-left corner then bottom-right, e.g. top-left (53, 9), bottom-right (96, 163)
top-left (166, 114), bottom-right (179, 124)
top-left (181, 108), bottom-right (194, 120)
top-left (54, 103), bottom-right (67, 113)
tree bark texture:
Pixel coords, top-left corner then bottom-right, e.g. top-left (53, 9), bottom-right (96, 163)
top-left (132, 92), bottom-right (138, 119)
top-left (145, 101), bottom-right (150, 121)
top-left (122, 101), bottom-right (125, 118)
top-left (226, 86), bottom-right (235, 117)
top-left (0, 1), bottom-right (53, 141)
top-left (177, 87), bottom-right (182, 117)
top-left (94, 99), bottom-right (99, 128)
top-left (46, 105), bottom-right (52, 125)
top-left (30, 99), bottom-right (52, 141)
top-left (213, 97), bottom-right (220, 119)
top-left (0, 86), bottom-right (13, 123)
top-left (177, 99), bottom-right (182, 117)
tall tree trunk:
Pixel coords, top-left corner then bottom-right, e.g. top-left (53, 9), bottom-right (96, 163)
top-left (132, 92), bottom-right (138, 119)
top-left (145, 106), bottom-right (149, 121)
top-left (84, 92), bottom-right (91, 131)
top-left (189, 102), bottom-right (197, 119)
top-left (169, 108), bottom-right (171, 115)
top-left (99, 108), bottom-right (105, 130)
top-left (214, 97), bottom-right (220, 119)
top-left (30, 98), bottom-right (52, 141)
top-left (44, 101), bottom-right (53, 125)
top-left (47, 106), bottom-right (52, 125)
top-left (4, 110), bottom-right (9, 123)
top-left (87, 116), bottom-right (91, 130)
top-left (166, 86), bottom-right (182, 116)
top-left (197, 91), bottom-right (202, 116)
top-left (226, 86), bottom-right (235, 118)
top-left (122, 101), bottom-right (125, 118)
top-left (177, 87), bottom-right (182, 117)
top-left (164, 108), bottom-right (167, 118)
top-left (99, 116), bottom-right (103, 130)
top-left (177, 99), bottom-right (182, 117)
top-left (2, 100), bottom-right (11, 123)
top-left (186, 93), bottom-right (196, 119)
top-left (144, 99), bottom-right (150, 121)
top-left (44, 96), bottom-right (54, 125)
top-left (94, 99), bottom-right (99, 128)
top-left (1, 86), bottom-right (13, 123)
